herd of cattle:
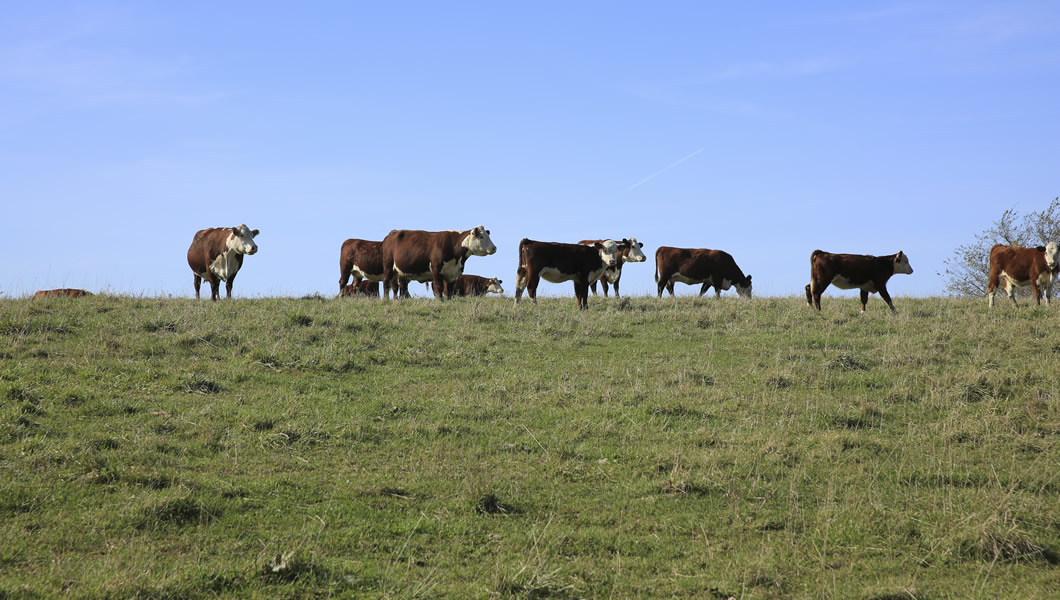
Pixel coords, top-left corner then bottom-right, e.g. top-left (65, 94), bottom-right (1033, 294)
top-left (31, 225), bottom-right (1060, 312)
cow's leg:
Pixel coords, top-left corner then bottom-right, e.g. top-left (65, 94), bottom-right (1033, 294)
top-left (225, 272), bottom-right (237, 299)
top-left (878, 285), bottom-right (897, 313)
top-left (193, 274), bottom-right (202, 299)
top-left (715, 287), bottom-right (722, 299)
top-left (601, 279), bottom-right (610, 298)
top-left (657, 270), bottom-right (674, 298)
top-left (666, 281), bottom-right (676, 296)
top-left (574, 281), bottom-right (590, 310)
top-left (399, 278), bottom-right (410, 299)
top-left (805, 284), bottom-right (812, 307)
top-left (339, 264), bottom-right (352, 295)
top-left (381, 264), bottom-right (393, 300)
top-left (1032, 280), bottom-right (1042, 306)
top-left (1005, 279), bottom-right (1018, 306)
top-left (1045, 280), bottom-right (1053, 305)
top-left (527, 271), bottom-right (540, 305)
top-left (589, 281), bottom-right (598, 296)
top-left (208, 276), bottom-right (221, 301)
top-left (810, 281), bottom-right (827, 311)
top-left (431, 271), bottom-right (445, 300)
top-left (612, 278), bottom-right (620, 298)
top-left (859, 289), bottom-right (870, 313)
top-left (987, 270), bottom-right (1000, 307)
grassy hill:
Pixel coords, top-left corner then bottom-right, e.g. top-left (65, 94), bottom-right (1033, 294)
top-left (1, 295), bottom-right (1057, 599)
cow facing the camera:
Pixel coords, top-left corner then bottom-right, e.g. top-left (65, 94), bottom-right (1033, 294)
top-left (987, 242), bottom-right (1059, 307)
top-left (186, 224), bottom-right (259, 300)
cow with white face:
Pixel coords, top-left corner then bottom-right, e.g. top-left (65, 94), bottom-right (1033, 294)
top-left (805, 249), bottom-right (912, 313)
top-left (988, 242), bottom-right (1060, 307)
top-left (579, 237), bottom-right (647, 298)
top-left (186, 224), bottom-right (260, 300)
top-left (515, 238), bottom-right (619, 310)
top-left (380, 226), bottom-right (497, 299)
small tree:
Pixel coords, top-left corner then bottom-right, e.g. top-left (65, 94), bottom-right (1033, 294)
top-left (941, 197), bottom-right (1060, 297)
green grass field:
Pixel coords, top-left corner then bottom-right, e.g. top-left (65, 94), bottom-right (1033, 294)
top-left (0, 294), bottom-right (1057, 599)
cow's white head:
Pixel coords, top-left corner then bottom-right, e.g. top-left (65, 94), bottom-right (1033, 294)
top-left (1044, 242), bottom-right (1059, 271)
top-left (735, 274), bottom-right (752, 298)
top-left (228, 224), bottom-right (259, 255)
top-left (623, 238), bottom-right (647, 263)
top-left (596, 240), bottom-right (619, 267)
top-left (893, 251), bottom-right (912, 274)
top-left (463, 225), bottom-right (497, 256)
top-left (486, 277), bottom-right (504, 295)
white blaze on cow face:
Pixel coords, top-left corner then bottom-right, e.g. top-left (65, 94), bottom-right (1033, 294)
top-left (462, 225), bottom-right (497, 256)
top-left (598, 240), bottom-right (619, 267)
top-left (1045, 242), bottom-right (1059, 271)
top-left (228, 224), bottom-right (259, 256)
top-left (487, 278), bottom-right (504, 295)
top-left (625, 238), bottom-right (647, 263)
top-left (893, 251), bottom-right (913, 275)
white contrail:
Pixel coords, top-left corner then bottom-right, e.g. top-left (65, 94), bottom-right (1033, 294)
top-left (624, 147), bottom-right (704, 192)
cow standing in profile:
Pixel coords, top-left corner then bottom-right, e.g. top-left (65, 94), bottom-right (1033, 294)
top-left (186, 224), bottom-right (259, 300)
top-left (514, 239), bottom-right (618, 310)
top-left (578, 238), bottom-right (647, 298)
top-left (987, 242), bottom-right (1059, 307)
top-left (805, 250), bottom-right (912, 313)
top-left (381, 226), bottom-right (497, 300)
top-left (654, 247), bottom-right (752, 299)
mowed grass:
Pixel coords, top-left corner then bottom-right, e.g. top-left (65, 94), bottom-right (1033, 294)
top-left (0, 294), bottom-right (1057, 599)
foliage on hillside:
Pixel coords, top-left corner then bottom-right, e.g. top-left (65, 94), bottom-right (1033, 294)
top-left (1, 295), bottom-right (1057, 598)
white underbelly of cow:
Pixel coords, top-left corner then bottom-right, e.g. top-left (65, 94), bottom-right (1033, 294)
top-left (393, 264), bottom-right (433, 283)
top-left (540, 267), bottom-right (576, 284)
top-left (351, 265), bottom-right (383, 281)
top-left (831, 275), bottom-right (876, 292)
top-left (671, 273), bottom-right (707, 285)
top-left (439, 258), bottom-right (464, 281)
top-left (208, 250), bottom-right (241, 281)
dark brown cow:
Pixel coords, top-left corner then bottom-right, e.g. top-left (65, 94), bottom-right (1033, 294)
top-left (514, 239), bottom-right (619, 310)
top-left (33, 288), bottom-right (92, 298)
top-left (431, 275), bottom-right (504, 297)
top-left (338, 239), bottom-right (409, 298)
top-left (578, 237), bottom-right (646, 298)
top-left (987, 242), bottom-right (1059, 307)
top-left (381, 226), bottom-right (497, 299)
top-left (187, 224), bottom-right (259, 300)
top-left (805, 250), bottom-right (912, 313)
top-left (339, 280), bottom-right (381, 297)
top-left (654, 247), bottom-right (752, 299)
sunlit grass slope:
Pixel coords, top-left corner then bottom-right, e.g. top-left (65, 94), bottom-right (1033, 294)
top-left (1, 295), bottom-right (1057, 599)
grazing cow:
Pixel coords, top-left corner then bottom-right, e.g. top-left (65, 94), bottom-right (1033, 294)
top-left (339, 280), bottom-right (381, 297)
top-left (987, 242), bottom-right (1059, 307)
top-left (578, 238), bottom-right (647, 298)
top-left (430, 275), bottom-right (504, 297)
top-left (338, 239), bottom-right (409, 297)
top-left (805, 250), bottom-right (912, 313)
top-left (33, 288), bottom-right (92, 298)
top-left (381, 226), bottom-right (497, 299)
top-left (654, 247), bottom-right (752, 299)
top-left (515, 239), bottom-right (619, 310)
top-left (186, 224), bottom-right (259, 300)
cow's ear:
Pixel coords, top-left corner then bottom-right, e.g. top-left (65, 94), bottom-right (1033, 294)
top-left (746, 275), bottom-right (752, 283)
top-left (496, 278), bottom-right (502, 284)
top-left (251, 229), bottom-right (260, 237)
top-left (896, 251), bottom-right (904, 260)
top-left (594, 242), bottom-right (604, 250)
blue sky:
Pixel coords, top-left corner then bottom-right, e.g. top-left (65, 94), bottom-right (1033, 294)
top-left (2, 2), bottom-right (1058, 298)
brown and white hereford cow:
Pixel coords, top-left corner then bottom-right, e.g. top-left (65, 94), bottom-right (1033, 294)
top-left (987, 242), bottom-right (1059, 307)
top-left (33, 288), bottom-right (92, 298)
top-left (578, 238), bottom-right (646, 298)
top-left (339, 279), bottom-right (381, 297)
top-left (655, 246), bottom-right (752, 299)
top-left (805, 250), bottom-right (912, 313)
top-left (186, 224), bottom-right (259, 300)
top-left (430, 275), bottom-right (504, 297)
top-left (338, 239), bottom-right (409, 298)
top-left (515, 239), bottom-right (618, 310)
top-left (381, 226), bottom-right (497, 299)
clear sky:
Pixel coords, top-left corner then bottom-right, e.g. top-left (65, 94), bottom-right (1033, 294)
top-left (2, 2), bottom-right (1058, 298)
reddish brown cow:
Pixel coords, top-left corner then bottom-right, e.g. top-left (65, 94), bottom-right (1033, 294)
top-left (339, 280), bottom-right (381, 297)
top-left (805, 250), bottom-right (912, 313)
top-left (654, 247), bottom-right (752, 299)
top-left (338, 239), bottom-right (408, 298)
top-left (33, 288), bottom-right (92, 298)
top-left (987, 242), bottom-right (1059, 307)
top-left (186, 224), bottom-right (259, 300)
top-left (381, 226), bottom-right (497, 299)
top-left (431, 275), bottom-right (504, 297)
top-left (578, 238), bottom-right (646, 298)
top-left (514, 239), bottom-right (618, 310)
